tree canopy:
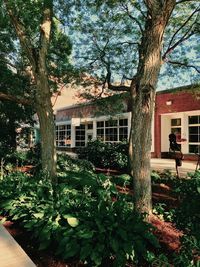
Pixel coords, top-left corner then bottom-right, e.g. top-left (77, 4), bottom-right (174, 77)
top-left (68, 0), bottom-right (199, 91)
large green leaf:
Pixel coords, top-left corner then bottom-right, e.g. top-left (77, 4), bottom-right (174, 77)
top-left (63, 214), bottom-right (79, 227)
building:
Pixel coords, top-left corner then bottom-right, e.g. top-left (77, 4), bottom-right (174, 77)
top-left (55, 84), bottom-right (200, 160)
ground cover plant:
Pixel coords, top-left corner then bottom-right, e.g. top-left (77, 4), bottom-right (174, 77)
top-left (1, 153), bottom-right (200, 266)
top-left (0, 154), bottom-right (160, 267)
top-left (151, 170), bottom-right (200, 266)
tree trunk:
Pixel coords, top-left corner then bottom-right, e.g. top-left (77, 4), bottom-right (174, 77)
top-left (35, 72), bottom-right (57, 183)
top-left (129, 1), bottom-right (176, 214)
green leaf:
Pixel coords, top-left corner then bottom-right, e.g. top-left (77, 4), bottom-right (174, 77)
top-left (110, 238), bottom-right (119, 252)
top-left (63, 214), bottom-right (79, 227)
top-left (33, 212), bottom-right (45, 219)
top-left (38, 239), bottom-right (51, 250)
top-left (0, 217), bottom-right (7, 224)
top-left (80, 244), bottom-right (92, 259)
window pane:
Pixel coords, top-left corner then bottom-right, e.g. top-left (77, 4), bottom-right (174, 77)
top-left (97, 121), bottom-right (104, 128)
top-left (119, 119), bottom-right (128, 126)
top-left (119, 127), bottom-right (128, 141)
top-left (189, 135), bottom-right (199, 142)
top-left (171, 118), bottom-right (181, 126)
top-left (105, 128), bottom-right (118, 142)
top-left (87, 123), bottom-right (93, 129)
top-left (189, 145), bottom-right (200, 154)
top-left (105, 120), bottom-right (117, 127)
top-left (189, 127), bottom-right (198, 134)
top-left (189, 116), bottom-right (199, 124)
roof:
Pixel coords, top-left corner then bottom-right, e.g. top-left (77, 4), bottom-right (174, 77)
top-left (156, 84), bottom-right (200, 95)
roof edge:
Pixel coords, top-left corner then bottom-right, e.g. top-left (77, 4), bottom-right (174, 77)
top-left (157, 84), bottom-right (200, 95)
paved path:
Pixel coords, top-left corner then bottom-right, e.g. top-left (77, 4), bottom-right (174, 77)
top-left (151, 158), bottom-right (198, 177)
top-left (0, 224), bottom-right (36, 267)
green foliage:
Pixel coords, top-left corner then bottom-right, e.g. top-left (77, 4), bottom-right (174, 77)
top-left (0, 167), bottom-right (159, 266)
top-left (173, 171), bottom-right (200, 240)
top-left (111, 173), bottom-right (131, 187)
top-left (57, 153), bottom-right (95, 174)
top-left (152, 169), bottom-right (200, 264)
top-left (173, 235), bottom-right (200, 267)
top-left (153, 203), bottom-right (175, 222)
top-left (151, 169), bottom-right (200, 240)
top-left (69, 0), bottom-right (200, 91)
top-left (78, 139), bottom-right (128, 171)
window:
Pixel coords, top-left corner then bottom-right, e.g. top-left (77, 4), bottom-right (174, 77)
top-left (188, 115), bottom-right (200, 153)
top-left (87, 123), bottom-right (93, 130)
top-left (75, 124), bottom-right (86, 147)
top-left (56, 125), bottom-right (71, 147)
top-left (96, 118), bottom-right (128, 143)
top-left (171, 118), bottom-right (181, 150)
top-left (171, 118), bottom-right (181, 126)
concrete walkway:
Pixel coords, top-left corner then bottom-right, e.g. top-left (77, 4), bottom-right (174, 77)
top-left (0, 224), bottom-right (36, 267)
top-left (151, 158), bottom-right (198, 177)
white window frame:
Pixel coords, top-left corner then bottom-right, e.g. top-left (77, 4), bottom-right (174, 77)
top-left (56, 122), bottom-right (71, 148)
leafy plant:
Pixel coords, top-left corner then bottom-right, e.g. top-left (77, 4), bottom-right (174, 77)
top-left (0, 168), bottom-right (159, 266)
top-left (78, 139), bottom-right (128, 171)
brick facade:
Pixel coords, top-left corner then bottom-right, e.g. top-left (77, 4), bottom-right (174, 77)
top-left (55, 85), bottom-right (200, 160)
top-left (154, 86), bottom-right (200, 159)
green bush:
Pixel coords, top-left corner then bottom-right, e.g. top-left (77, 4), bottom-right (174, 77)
top-left (172, 171), bottom-right (200, 240)
top-left (0, 170), bottom-right (159, 266)
top-left (57, 153), bottom-right (95, 175)
top-left (78, 140), bottom-right (128, 171)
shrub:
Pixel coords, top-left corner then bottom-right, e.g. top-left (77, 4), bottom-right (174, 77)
top-left (172, 171), bottom-right (200, 240)
top-left (78, 140), bottom-right (128, 171)
top-left (57, 153), bottom-right (95, 175)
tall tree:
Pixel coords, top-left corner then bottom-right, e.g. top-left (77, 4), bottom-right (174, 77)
top-left (69, 0), bottom-right (200, 213)
top-left (0, 0), bottom-right (73, 182)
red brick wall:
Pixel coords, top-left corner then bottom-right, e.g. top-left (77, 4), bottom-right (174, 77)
top-left (56, 104), bottom-right (96, 121)
top-left (154, 90), bottom-right (200, 158)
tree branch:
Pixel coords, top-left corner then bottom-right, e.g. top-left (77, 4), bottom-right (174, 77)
top-left (168, 60), bottom-right (200, 73)
top-left (0, 92), bottom-right (31, 105)
top-left (0, 56), bottom-right (18, 70)
top-left (176, 0), bottom-right (195, 5)
top-left (106, 65), bottom-right (130, 92)
top-left (121, 3), bottom-right (144, 33)
top-left (3, 1), bottom-right (36, 70)
top-left (163, 7), bottom-right (200, 59)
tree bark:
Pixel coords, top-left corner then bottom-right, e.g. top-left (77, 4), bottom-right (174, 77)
top-left (129, 0), bottom-right (176, 214)
top-left (35, 73), bottom-right (57, 182)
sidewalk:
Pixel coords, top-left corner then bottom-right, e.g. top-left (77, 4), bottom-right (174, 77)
top-left (151, 158), bottom-right (197, 177)
top-left (0, 224), bottom-right (36, 267)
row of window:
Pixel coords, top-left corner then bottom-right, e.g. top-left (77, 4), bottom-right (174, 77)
top-left (56, 115), bottom-right (200, 153)
top-left (56, 119), bottom-right (128, 147)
